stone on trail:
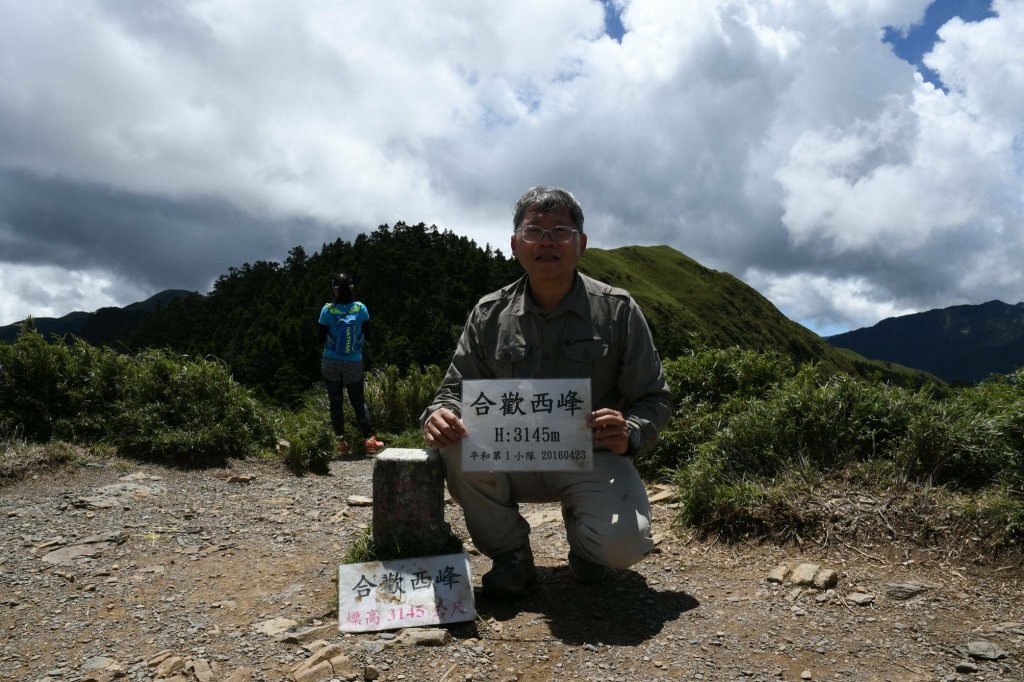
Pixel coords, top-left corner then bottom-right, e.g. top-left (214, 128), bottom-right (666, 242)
top-left (846, 592), bottom-right (876, 606)
top-left (148, 651), bottom-right (174, 667)
top-left (346, 495), bottom-right (373, 506)
top-left (389, 627), bottom-right (451, 647)
top-left (812, 568), bottom-right (838, 590)
top-left (190, 658), bottom-right (215, 682)
top-left (224, 667), bottom-right (255, 682)
top-left (253, 616), bottom-right (299, 636)
top-left (966, 640), bottom-right (1009, 660)
top-left (647, 485), bottom-right (677, 504)
top-left (278, 623), bottom-right (338, 644)
top-left (79, 656), bottom-right (127, 682)
top-left (790, 563), bottom-right (820, 586)
top-left (81, 656), bottom-right (117, 672)
top-left (41, 530), bottom-right (125, 564)
top-left (289, 643), bottom-right (356, 682)
top-left (885, 582), bottom-right (930, 600)
top-left (154, 656), bottom-right (185, 677)
top-left (767, 564), bottom-right (790, 584)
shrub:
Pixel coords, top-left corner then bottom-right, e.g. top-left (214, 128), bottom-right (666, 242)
top-left (663, 346), bottom-right (795, 408)
top-left (641, 347), bottom-right (795, 474)
top-left (0, 332), bottom-right (129, 441)
top-left (0, 330), bottom-right (274, 466)
top-left (363, 364), bottom-right (444, 434)
top-left (110, 349), bottom-right (274, 464)
top-left (273, 395), bottom-right (336, 474)
top-left (673, 360), bottom-right (1024, 541)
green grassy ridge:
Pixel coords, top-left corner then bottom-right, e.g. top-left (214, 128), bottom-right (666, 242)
top-left (582, 246), bottom-right (854, 374)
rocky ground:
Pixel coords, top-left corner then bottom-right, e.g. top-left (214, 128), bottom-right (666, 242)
top-left (2, 453), bottom-right (1022, 682)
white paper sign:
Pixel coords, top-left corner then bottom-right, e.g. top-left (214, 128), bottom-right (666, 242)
top-left (461, 378), bottom-right (593, 471)
top-left (337, 553), bottom-right (474, 633)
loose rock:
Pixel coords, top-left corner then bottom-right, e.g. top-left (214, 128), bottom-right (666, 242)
top-left (767, 565), bottom-right (790, 584)
top-left (966, 641), bottom-right (1009, 661)
top-left (790, 563), bottom-right (819, 586)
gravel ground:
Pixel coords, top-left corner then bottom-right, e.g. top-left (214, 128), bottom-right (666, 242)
top-left (1, 454), bottom-right (1022, 682)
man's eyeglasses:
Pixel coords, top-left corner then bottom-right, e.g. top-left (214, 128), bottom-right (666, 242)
top-left (516, 225), bottom-right (578, 244)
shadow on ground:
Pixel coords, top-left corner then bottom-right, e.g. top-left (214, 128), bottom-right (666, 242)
top-left (474, 565), bottom-right (699, 646)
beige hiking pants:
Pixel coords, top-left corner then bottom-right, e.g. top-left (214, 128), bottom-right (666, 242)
top-left (440, 442), bottom-right (654, 569)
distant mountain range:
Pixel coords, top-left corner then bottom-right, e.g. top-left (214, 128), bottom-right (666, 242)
top-left (828, 300), bottom-right (1024, 384)
top-left (0, 229), bottom-right (954, 394)
top-left (0, 290), bottom-right (198, 345)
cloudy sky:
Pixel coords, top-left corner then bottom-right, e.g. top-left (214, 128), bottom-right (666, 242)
top-left (1, 0), bottom-right (1021, 336)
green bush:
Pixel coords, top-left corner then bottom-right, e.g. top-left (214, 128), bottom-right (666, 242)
top-left (1, 329), bottom-right (274, 466)
top-left (640, 347), bottom-right (796, 474)
top-left (663, 346), bottom-right (795, 408)
top-left (673, 358), bottom-right (1024, 540)
top-left (0, 331), bottom-right (129, 441)
top-left (273, 396), bottom-right (336, 474)
top-left (110, 349), bottom-right (274, 464)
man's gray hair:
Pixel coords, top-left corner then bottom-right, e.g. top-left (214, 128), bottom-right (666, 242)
top-left (512, 186), bottom-right (584, 233)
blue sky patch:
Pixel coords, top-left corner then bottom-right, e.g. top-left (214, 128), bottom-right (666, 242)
top-left (603, 0), bottom-right (625, 43)
top-left (883, 0), bottom-right (995, 90)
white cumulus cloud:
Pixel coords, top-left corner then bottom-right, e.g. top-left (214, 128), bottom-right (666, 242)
top-left (0, 0), bottom-right (1021, 336)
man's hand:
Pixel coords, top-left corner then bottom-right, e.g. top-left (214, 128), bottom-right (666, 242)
top-left (587, 408), bottom-right (630, 455)
top-left (423, 407), bottom-right (469, 448)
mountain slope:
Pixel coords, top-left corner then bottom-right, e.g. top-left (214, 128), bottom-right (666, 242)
top-left (4, 232), bottom-right (937, 397)
top-left (828, 300), bottom-right (1024, 383)
top-left (579, 245), bottom-right (860, 375)
top-left (0, 290), bottom-right (197, 344)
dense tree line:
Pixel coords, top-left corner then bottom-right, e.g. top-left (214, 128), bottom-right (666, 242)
top-left (126, 223), bottom-right (521, 401)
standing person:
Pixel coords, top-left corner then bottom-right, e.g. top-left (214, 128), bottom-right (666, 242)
top-left (319, 273), bottom-right (385, 456)
top-left (421, 187), bottom-right (672, 597)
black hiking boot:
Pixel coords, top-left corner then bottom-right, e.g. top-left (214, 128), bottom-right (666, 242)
top-left (481, 545), bottom-right (538, 597)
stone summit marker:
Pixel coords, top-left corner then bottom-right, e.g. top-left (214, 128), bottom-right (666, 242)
top-left (337, 449), bottom-right (474, 633)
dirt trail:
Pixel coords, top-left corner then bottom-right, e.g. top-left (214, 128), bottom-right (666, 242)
top-left (2, 455), bottom-right (1022, 682)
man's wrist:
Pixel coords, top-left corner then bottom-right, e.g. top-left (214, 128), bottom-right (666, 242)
top-left (624, 427), bottom-right (642, 456)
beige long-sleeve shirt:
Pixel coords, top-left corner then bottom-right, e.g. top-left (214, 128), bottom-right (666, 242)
top-left (422, 271), bottom-right (673, 454)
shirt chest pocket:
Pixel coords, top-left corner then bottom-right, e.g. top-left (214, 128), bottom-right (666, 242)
top-left (562, 337), bottom-right (609, 375)
top-left (491, 334), bottom-right (529, 376)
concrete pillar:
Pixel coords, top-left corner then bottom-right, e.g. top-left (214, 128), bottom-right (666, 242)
top-left (371, 448), bottom-right (457, 559)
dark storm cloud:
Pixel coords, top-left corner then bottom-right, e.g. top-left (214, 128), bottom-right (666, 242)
top-left (0, 169), bottom-right (339, 295)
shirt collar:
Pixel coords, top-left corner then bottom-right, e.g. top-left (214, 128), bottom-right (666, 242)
top-left (515, 271), bottom-right (587, 318)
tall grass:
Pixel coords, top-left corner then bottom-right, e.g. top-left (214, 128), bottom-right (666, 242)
top-left (662, 353), bottom-right (1024, 542)
top-left (111, 349), bottom-right (274, 465)
top-left (1, 329), bottom-right (442, 472)
top-left (363, 364), bottom-right (444, 433)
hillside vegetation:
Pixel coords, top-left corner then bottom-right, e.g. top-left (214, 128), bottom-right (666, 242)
top-left (123, 223), bottom-right (521, 401)
top-left (580, 246), bottom-right (855, 371)
top-left (5, 227), bottom-right (1019, 551)
top-left (3, 331), bottom-right (1022, 551)
top-left (3, 227), bottom-right (936, 398)
top-left (829, 299), bottom-right (1024, 384)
